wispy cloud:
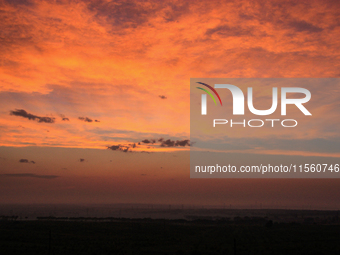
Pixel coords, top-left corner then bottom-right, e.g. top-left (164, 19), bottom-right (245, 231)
top-left (0, 173), bottom-right (59, 179)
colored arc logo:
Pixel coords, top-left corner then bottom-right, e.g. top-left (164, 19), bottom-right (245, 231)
top-left (196, 82), bottom-right (222, 106)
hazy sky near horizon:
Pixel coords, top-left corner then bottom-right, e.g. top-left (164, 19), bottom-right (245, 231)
top-left (0, 0), bottom-right (339, 207)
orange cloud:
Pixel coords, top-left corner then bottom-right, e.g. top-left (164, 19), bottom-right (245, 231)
top-left (0, 0), bottom-right (339, 155)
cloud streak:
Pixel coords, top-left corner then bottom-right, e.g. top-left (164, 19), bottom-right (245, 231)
top-left (0, 173), bottom-right (59, 179)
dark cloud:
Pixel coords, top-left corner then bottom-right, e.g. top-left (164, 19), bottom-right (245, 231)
top-left (160, 139), bottom-right (175, 147)
top-left (107, 145), bottom-right (120, 150)
top-left (288, 20), bottom-right (323, 33)
top-left (174, 139), bottom-right (191, 147)
top-left (10, 109), bottom-right (55, 123)
top-left (160, 139), bottom-right (191, 147)
top-left (59, 114), bottom-right (69, 121)
top-left (142, 139), bottom-right (156, 144)
top-left (0, 173), bottom-right (58, 179)
top-left (39, 117), bottom-right (54, 123)
top-left (86, 0), bottom-right (190, 29)
top-left (107, 145), bottom-right (130, 153)
top-left (159, 95), bottom-right (167, 99)
top-left (79, 158), bottom-right (85, 162)
top-left (4, 0), bottom-right (35, 6)
top-left (163, 1), bottom-right (190, 22)
top-left (206, 25), bottom-right (254, 37)
top-left (78, 117), bottom-right (93, 122)
top-left (78, 117), bottom-right (100, 123)
top-left (87, 0), bottom-right (162, 29)
top-left (107, 138), bottom-right (190, 153)
top-left (19, 159), bottom-right (35, 163)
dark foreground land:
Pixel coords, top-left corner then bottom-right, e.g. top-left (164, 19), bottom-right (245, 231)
top-left (1, 218), bottom-right (340, 255)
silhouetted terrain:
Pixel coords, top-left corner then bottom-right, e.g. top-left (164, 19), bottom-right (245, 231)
top-left (1, 207), bottom-right (340, 255)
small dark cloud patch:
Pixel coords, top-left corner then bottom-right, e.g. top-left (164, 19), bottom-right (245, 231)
top-left (141, 174), bottom-right (147, 176)
top-left (288, 20), bottom-right (323, 33)
top-left (87, 0), bottom-right (162, 29)
top-left (141, 138), bottom-right (191, 147)
top-left (160, 139), bottom-right (190, 147)
top-left (4, 0), bottom-right (35, 6)
top-left (175, 139), bottom-right (191, 147)
top-left (19, 159), bottom-right (35, 164)
top-left (142, 139), bottom-right (156, 144)
top-left (59, 114), bottom-right (69, 121)
top-left (10, 109), bottom-right (55, 123)
top-left (79, 117), bottom-right (93, 122)
top-left (159, 95), bottom-right (167, 99)
top-left (107, 145), bottom-right (130, 153)
top-left (79, 158), bottom-right (85, 162)
top-left (163, 1), bottom-right (189, 23)
top-left (206, 25), bottom-right (253, 37)
top-left (108, 145), bottom-right (120, 150)
top-left (79, 117), bottom-right (101, 123)
top-left (107, 138), bottom-right (190, 153)
top-left (0, 173), bottom-right (59, 179)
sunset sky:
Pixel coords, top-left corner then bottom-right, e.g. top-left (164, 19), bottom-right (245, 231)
top-left (0, 0), bottom-right (339, 208)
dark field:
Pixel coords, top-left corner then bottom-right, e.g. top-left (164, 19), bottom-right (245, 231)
top-left (1, 218), bottom-right (340, 255)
